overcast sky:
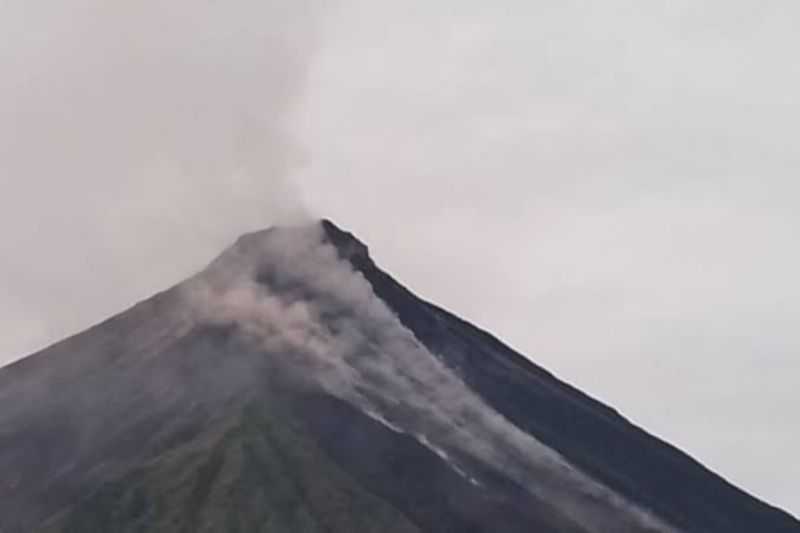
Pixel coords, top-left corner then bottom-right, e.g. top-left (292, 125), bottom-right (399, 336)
top-left (1, 0), bottom-right (798, 515)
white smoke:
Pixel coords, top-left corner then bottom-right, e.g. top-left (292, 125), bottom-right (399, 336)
top-left (0, 0), bottom-right (328, 363)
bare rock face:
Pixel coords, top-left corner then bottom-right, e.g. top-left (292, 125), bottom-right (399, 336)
top-left (0, 220), bottom-right (797, 533)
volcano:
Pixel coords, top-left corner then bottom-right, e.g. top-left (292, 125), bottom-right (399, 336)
top-left (1, 219), bottom-right (797, 533)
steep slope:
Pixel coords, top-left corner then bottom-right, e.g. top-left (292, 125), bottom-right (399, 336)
top-left (0, 219), bottom-right (797, 533)
top-left (321, 219), bottom-right (800, 533)
top-left (0, 304), bottom-right (567, 533)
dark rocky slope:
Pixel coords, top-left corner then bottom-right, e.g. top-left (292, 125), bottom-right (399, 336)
top-left (322, 220), bottom-right (800, 533)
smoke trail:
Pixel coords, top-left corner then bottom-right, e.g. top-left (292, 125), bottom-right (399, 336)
top-left (182, 222), bottom-right (680, 533)
top-left (0, 0), bottom-right (328, 363)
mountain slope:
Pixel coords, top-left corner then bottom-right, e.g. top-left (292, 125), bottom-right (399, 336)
top-left (0, 219), bottom-right (797, 533)
top-left (322, 220), bottom-right (800, 533)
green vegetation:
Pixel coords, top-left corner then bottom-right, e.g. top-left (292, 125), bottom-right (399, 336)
top-left (41, 399), bottom-right (420, 533)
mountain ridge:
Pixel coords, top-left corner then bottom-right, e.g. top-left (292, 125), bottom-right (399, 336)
top-left (0, 219), bottom-right (797, 533)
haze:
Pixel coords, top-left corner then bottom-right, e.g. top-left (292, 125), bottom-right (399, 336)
top-left (1, 0), bottom-right (798, 515)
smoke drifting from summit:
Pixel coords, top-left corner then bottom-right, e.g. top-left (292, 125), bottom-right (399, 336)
top-left (179, 222), bottom-right (677, 532)
top-left (0, 0), bottom-right (327, 362)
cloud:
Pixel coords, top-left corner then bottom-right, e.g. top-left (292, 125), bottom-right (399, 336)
top-left (0, 0), bottom-right (327, 362)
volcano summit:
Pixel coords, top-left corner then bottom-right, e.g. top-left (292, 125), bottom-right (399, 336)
top-left (0, 220), bottom-right (797, 533)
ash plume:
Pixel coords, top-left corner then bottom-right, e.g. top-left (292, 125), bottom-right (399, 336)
top-left (0, 0), bottom-right (329, 363)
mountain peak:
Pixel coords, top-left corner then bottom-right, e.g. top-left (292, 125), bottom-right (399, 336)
top-left (320, 218), bottom-right (371, 266)
top-left (214, 219), bottom-right (371, 284)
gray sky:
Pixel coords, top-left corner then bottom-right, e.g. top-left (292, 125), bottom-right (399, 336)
top-left (1, 0), bottom-right (798, 515)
